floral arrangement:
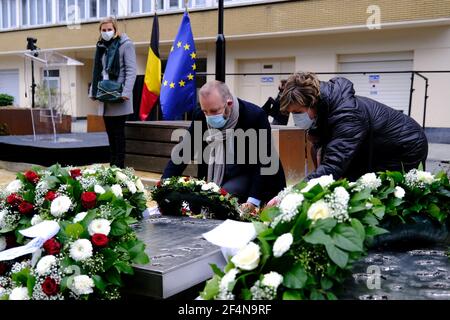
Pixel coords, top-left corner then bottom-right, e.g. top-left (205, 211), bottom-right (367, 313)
top-left (151, 176), bottom-right (246, 220)
top-left (201, 168), bottom-right (450, 300)
top-left (0, 164), bottom-right (149, 300)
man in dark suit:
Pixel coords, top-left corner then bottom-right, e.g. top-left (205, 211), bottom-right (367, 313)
top-left (162, 80), bottom-right (286, 212)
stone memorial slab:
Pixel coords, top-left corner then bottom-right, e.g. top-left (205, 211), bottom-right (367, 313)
top-left (126, 215), bottom-right (226, 299)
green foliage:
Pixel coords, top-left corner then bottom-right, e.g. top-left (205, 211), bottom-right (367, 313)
top-left (0, 93), bottom-right (14, 106)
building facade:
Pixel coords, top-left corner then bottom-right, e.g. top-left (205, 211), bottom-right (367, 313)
top-left (0, 0), bottom-right (450, 130)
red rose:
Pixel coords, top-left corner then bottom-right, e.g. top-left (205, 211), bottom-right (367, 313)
top-left (5, 233), bottom-right (16, 248)
top-left (181, 208), bottom-right (188, 215)
top-left (156, 181), bottom-right (161, 188)
top-left (18, 201), bottom-right (33, 215)
top-left (24, 170), bottom-right (39, 184)
top-left (6, 193), bottom-right (22, 206)
top-left (0, 262), bottom-right (8, 275)
top-left (41, 277), bottom-right (59, 296)
top-left (220, 188), bottom-right (228, 196)
top-left (91, 233), bottom-right (109, 247)
top-left (45, 191), bottom-right (57, 202)
top-left (81, 191), bottom-right (97, 209)
top-left (43, 238), bottom-right (61, 255)
top-left (70, 169), bottom-right (82, 179)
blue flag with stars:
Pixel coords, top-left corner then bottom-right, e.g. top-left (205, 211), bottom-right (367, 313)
top-left (160, 12), bottom-right (197, 120)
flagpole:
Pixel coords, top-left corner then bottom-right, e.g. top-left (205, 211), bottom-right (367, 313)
top-left (216, 0), bottom-right (226, 82)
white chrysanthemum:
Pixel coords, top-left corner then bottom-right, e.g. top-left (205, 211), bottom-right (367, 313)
top-left (115, 171), bottom-right (128, 183)
top-left (0, 236), bottom-right (6, 251)
top-left (0, 209), bottom-right (7, 228)
top-left (9, 287), bottom-right (30, 300)
top-left (83, 168), bottom-right (96, 175)
top-left (220, 268), bottom-right (239, 291)
top-left (73, 212), bottom-right (88, 223)
top-left (394, 186), bottom-right (405, 199)
top-left (70, 275), bottom-right (95, 296)
top-left (6, 179), bottom-right (22, 194)
top-left (231, 242), bottom-right (261, 271)
top-left (135, 179), bottom-right (145, 192)
top-left (70, 239), bottom-right (93, 261)
top-left (50, 195), bottom-right (72, 217)
top-left (301, 175), bottom-right (334, 193)
top-left (358, 173), bottom-right (381, 190)
top-left (307, 200), bottom-right (331, 221)
top-left (262, 271), bottom-right (283, 288)
top-left (273, 233), bottom-right (293, 258)
top-left (94, 185), bottom-right (106, 194)
top-left (279, 193), bottom-right (304, 215)
top-left (36, 255), bottom-right (57, 275)
top-left (30, 214), bottom-right (43, 226)
top-left (88, 218), bottom-right (111, 236)
top-left (126, 180), bottom-right (137, 194)
top-left (111, 184), bottom-right (123, 198)
top-left (416, 171), bottom-right (435, 184)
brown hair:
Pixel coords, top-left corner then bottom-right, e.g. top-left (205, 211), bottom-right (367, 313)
top-left (98, 17), bottom-right (120, 41)
top-left (280, 72), bottom-right (320, 114)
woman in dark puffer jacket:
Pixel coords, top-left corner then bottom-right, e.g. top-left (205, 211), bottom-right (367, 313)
top-left (280, 72), bottom-right (428, 182)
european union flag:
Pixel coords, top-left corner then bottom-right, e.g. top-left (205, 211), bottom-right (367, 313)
top-left (160, 12), bottom-right (197, 120)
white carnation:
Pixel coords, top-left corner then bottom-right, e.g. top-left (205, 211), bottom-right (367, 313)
top-left (417, 171), bottom-right (435, 184)
top-left (116, 171), bottom-right (129, 183)
top-left (307, 200), bottom-right (331, 221)
top-left (231, 242), bottom-right (261, 271)
top-left (0, 236), bottom-right (6, 251)
top-left (9, 287), bottom-right (30, 300)
top-left (50, 195), bottom-right (72, 217)
top-left (220, 268), bottom-right (239, 291)
top-left (30, 215), bottom-right (43, 226)
top-left (273, 233), bottom-right (293, 258)
top-left (301, 175), bottom-right (334, 193)
top-left (262, 271), bottom-right (283, 288)
top-left (73, 211), bottom-right (88, 223)
top-left (136, 179), bottom-right (145, 192)
top-left (111, 184), bottom-right (123, 198)
top-left (394, 186), bottom-right (405, 199)
top-left (83, 168), bottom-right (96, 175)
top-left (70, 275), bottom-right (95, 296)
top-left (94, 185), bottom-right (106, 194)
top-left (201, 182), bottom-right (220, 192)
top-left (88, 218), bottom-right (111, 236)
top-left (6, 179), bottom-right (22, 194)
top-left (126, 180), bottom-right (137, 194)
top-left (36, 255), bottom-right (57, 276)
top-left (279, 193), bottom-right (304, 215)
top-left (70, 239), bottom-right (93, 261)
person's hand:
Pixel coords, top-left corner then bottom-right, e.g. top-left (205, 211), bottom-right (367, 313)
top-left (239, 202), bottom-right (256, 213)
top-left (266, 196), bottom-right (280, 208)
top-left (122, 96), bottom-right (129, 101)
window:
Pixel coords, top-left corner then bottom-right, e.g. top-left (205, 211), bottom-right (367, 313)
top-left (29, 0), bottom-right (36, 24)
top-left (21, 0), bottom-right (26, 24)
top-left (10, 0), bottom-right (16, 27)
top-left (89, 0), bottom-right (96, 17)
top-left (169, 0), bottom-right (179, 9)
top-left (130, 0), bottom-right (138, 13)
top-left (58, 0), bottom-right (66, 22)
top-left (37, 0), bottom-right (43, 24)
top-left (78, 0), bottom-right (86, 19)
top-left (142, 0), bottom-right (150, 12)
top-left (42, 69), bottom-right (61, 109)
top-left (99, 0), bottom-right (106, 17)
top-left (2, 0), bottom-right (9, 28)
top-left (46, 0), bottom-right (52, 23)
top-left (110, 0), bottom-right (117, 15)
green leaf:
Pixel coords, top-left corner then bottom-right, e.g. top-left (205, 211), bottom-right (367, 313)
top-left (98, 190), bottom-right (114, 202)
top-left (105, 268), bottom-right (122, 286)
top-left (241, 289), bottom-right (252, 300)
top-left (321, 277), bottom-right (333, 290)
top-left (366, 226), bottom-right (389, 237)
top-left (11, 268), bottom-right (31, 287)
top-left (332, 225), bottom-right (363, 252)
top-left (326, 292), bottom-right (338, 300)
top-left (311, 218), bottom-right (336, 233)
top-left (132, 252), bottom-right (150, 265)
top-left (303, 229), bottom-right (333, 246)
top-left (427, 203), bottom-right (443, 222)
top-left (351, 219), bottom-right (366, 240)
top-left (114, 261), bottom-right (134, 275)
top-left (372, 205), bottom-right (386, 219)
top-left (129, 241), bottom-right (145, 258)
top-left (65, 223), bottom-right (84, 239)
top-left (362, 213), bottom-right (379, 226)
top-left (282, 290), bottom-right (303, 300)
top-left (260, 206), bottom-right (281, 223)
top-left (253, 221), bottom-right (268, 235)
top-left (310, 290), bottom-right (325, 300)
top-left (283, 262), bottom-right (308, 289)
top-left (110, 219), bottom-right (129, 236)
top-left (210, 263), bottom-right (225, 277)
top-left (102, 248), bottom-right (119, 269)
top-left (351, 188), bottom-right (371, 203)
top-left (348, 204), bottom-right (367, 214)
top-left (258, 237), bottom-right (271, 267)
top-left (200, 275), bottom-right (220, 300)
top-left (27, 274), bottom-right (36, 297)
top-left (92, 275), bottom-right (107, 292)
top-left (325, 244), bottom-right (349, 268)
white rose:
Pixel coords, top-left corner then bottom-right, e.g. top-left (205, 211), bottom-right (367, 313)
top-left (178, 177), bottom-right (186, 183)
top-left (195, 180), bottom-right (205, 186)
top-left (73, 212), bottom-right (88, 223)
top-left (6, 179), bottom-right (22, 194)
top-left (50, 195), bottom-right (72, 217)
top-left (301, 175), bottom-right (334, 193)
top-left (83, 168), bottom-right (96, 175)
top-left (307, 200), bottom-right (331, 221)
top-left (231, 242), bottom-right (261, 271)
top-left (0, 236), bottom-right (6, 252)
top-left (279, 193), bottom-right (304, 215)
top-left (70, 275), bottom-right (95, 296)
top-left (88, 218), bottom-right (111, 236)
top-left (135, 179), bottom-right (145, 193)
top-left (417, 171), bottom-right (435, 184)
top-left (220, 268), bottom-right (239, 291)
top-left (111, 184), bottom-right (123, 198)
top-left (273, 233), bottom-right (293, 258)
top-left (94, 185), bottom-right (106, 194)
top-left (394, 186), bottom-right (405, 199)
top-left (262, 271), bottom-right (283, 288)
top-left (9, 287), bottom-right (30, 300)
top-left (126, 180), bottom-right (137, 194)
top-left (30, 215), bottom-right (43, 226)
top-left (36, 255), bottom-right (57, 275)
top-left (163, 180), bottom-right (171, 186)
top-left (70, 239), bottom-right (93, 261)
top-left (115, 171), bottom-right (128, 183)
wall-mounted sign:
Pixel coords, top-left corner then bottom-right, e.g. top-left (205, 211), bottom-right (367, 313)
top-left (261, 76), bottom-right (274, 83)
top-left (369, 74), bottom-right (380, 83)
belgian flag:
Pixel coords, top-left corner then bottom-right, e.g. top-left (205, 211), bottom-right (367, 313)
top-left (139, 14), bottom-right (161, 121)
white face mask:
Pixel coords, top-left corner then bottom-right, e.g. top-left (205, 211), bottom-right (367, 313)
top-left (292, 112), bottom-right (315, 129)
top-left (101, 31), bottom-right (115, 42)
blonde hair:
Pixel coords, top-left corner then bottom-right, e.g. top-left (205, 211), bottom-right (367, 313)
top-left (98, 17), bottom-right (120, 41)
top-left (280, 72), bottom-right (321, 114)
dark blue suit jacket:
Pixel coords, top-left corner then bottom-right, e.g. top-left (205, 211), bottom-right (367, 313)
top-left (162, 98), bottom-right (286, 204)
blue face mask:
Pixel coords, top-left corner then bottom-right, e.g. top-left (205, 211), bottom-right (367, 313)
top-left (206, 113), bottom-right (228, 129)
top-left (292, 111), bottom-right (315, 129)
